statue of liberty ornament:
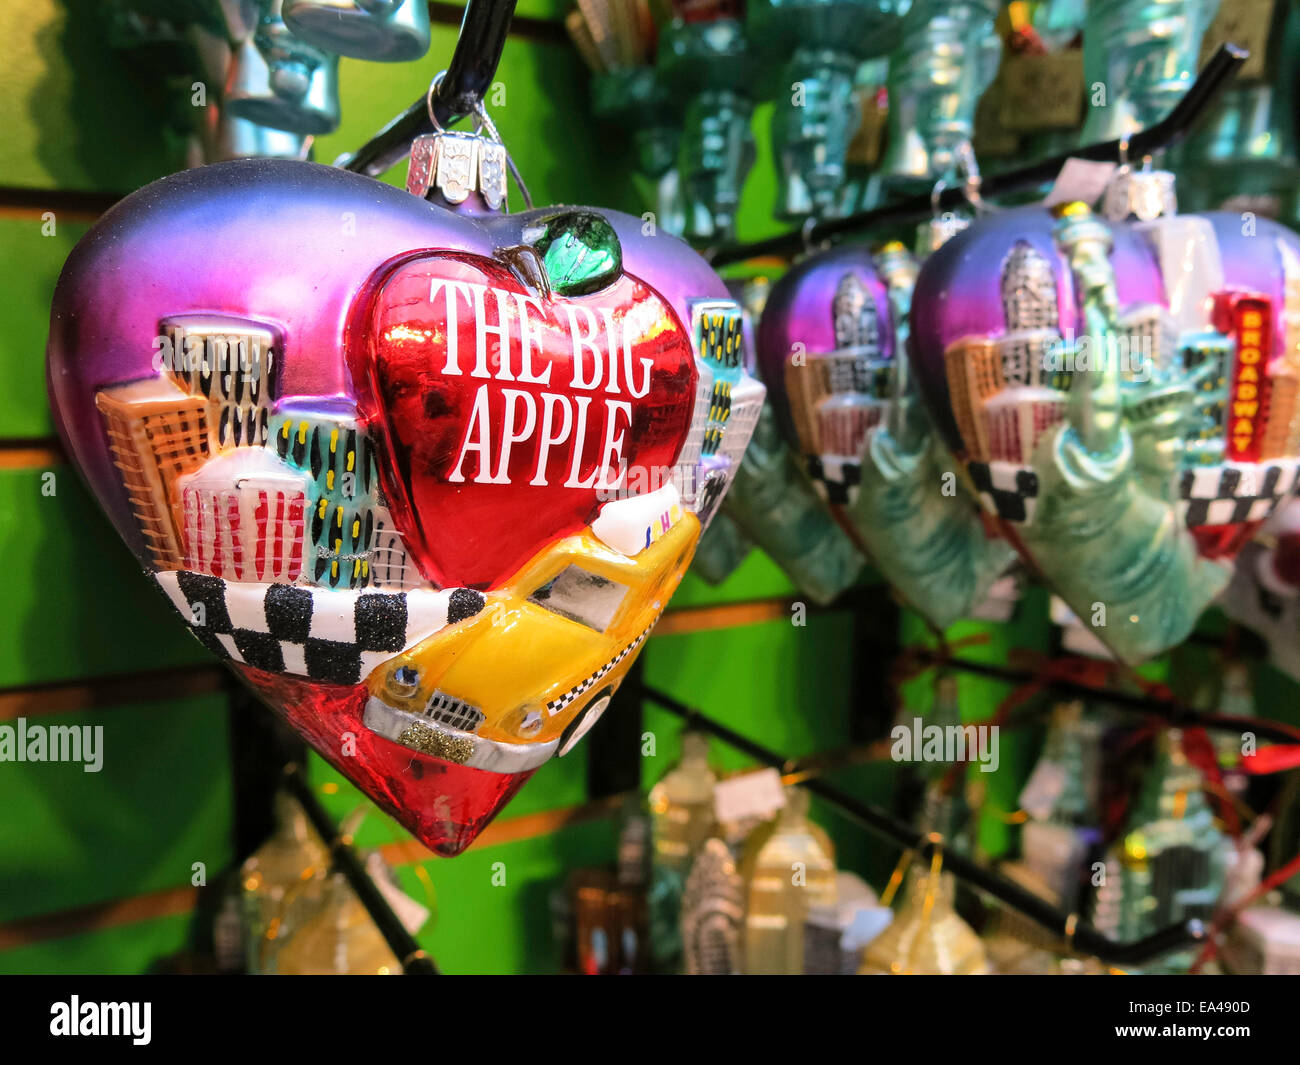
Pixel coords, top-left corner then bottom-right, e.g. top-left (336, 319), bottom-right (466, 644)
top-left (756, 241), bottom-right (1013, 629)
top-left (46, 91), bottom-right (762, 855)
top-left (907, 187), bottom-right (1300, 663)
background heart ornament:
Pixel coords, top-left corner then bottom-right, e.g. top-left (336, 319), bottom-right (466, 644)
top-left (756, 242), bottom-right (1014, 630)
top-left (46, 157), bottom-right (763, 855)
top-left (907, 198), bottom-right (1300, 664)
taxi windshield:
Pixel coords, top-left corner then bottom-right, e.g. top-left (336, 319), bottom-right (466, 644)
top-left (528, 565), bottom-right (629, 632)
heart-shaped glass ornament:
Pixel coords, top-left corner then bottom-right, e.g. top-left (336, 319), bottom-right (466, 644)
top-left (908, 196), bottom-right (1300, 663)
top-left (756, 242), bottom-right (1013, 628)
top-left (717, 278), bottom-right (866, 606)
top-left (47, 154), bottom-right (762, 854)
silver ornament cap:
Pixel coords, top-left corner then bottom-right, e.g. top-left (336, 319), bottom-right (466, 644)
top-left (1101, 167), bottom-right (1177, 222)
top-left (406, 130), bottom-right (508, 211)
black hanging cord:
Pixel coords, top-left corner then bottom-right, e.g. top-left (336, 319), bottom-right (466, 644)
top-left (707, 42), bottom-right (1249, 266)
top-left (337, 0), bottom-right (519, 176)
top-left (634, 682), bottom-right (1205, 966)
top-left (281, 763), bottom-right (438, 975)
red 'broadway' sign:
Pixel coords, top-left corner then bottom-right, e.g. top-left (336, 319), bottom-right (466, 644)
top-left (1220, 293), bottom-right (1274, 463)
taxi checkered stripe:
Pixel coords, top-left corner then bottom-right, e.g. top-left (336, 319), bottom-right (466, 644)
top-left (968, 460), bottom-right (1040, 524)
top-left (807, 455), bottom-right (861, 506)
top-left (1177, 460), bottom-right (1300, 528)
top-left (154, 570), bottom-right (485, 687)
top-left (546, 623), bottom-right (655, 716)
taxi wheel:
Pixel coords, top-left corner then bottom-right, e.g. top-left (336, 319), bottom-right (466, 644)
top-left (557, 687), bottom-right (615, 757)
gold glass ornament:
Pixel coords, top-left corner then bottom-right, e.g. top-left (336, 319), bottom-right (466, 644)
top-left (240, 791), bottom-right (328, 972)
top-left (649, 731), bottom-right (719, 875)
top-left (740, 788), bottom-right (837, 974)
top-left (274, 871), bottom-right (402, 975)
top-left (859, 848), bottom-right (989, 975)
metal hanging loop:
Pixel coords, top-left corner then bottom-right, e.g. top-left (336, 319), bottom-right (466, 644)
top-left (425, 70), bottom-right (449, 133)
top-left (955, 142), bottom-right (987, 215)
top-left (800, 215), bottom-right (822, 256)
top-left (930, 176), bottom-right (948, 218)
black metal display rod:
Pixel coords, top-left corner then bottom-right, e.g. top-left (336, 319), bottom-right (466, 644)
top-left (920, 652), bottom-right (1300, 746)
top-left (707, 42), bottom-right (1248, 267)
top-left (337, 0), bottom-right (519, 176)
top-left (281, 763), bottom-right (438, 975)
top-left (634, 683), bottom-right (1204, 966)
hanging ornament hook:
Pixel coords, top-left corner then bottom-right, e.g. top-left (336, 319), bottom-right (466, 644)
top-left (955, 142), bottom-right (986, 215)
top-left (800, 215), bottom-right (823, 257)
top-left (410, 69), bottom-right (531, 212)
top-left (930, 176), bottom-right (947, 218)
top-left (425, 70), bottom-right (450, 133)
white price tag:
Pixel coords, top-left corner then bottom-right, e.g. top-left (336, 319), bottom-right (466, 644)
top-left (714, 767), bottom-right (787, 825)
top-left (366, 853), bottom-right (431, 935)
top-left (841, 906), bottom-right (894, 953)
top-left (1043, 159), bottom-right (1118, 209)
top-left (1018, 758), bottom-right (1068, 822)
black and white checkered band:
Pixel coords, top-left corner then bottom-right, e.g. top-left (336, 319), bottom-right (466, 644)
top-left (155, 570), bottom-right (485, 686)
top-left (968, 461), bottom-right (1040, 524)
top-left (1177, 460), bottom-right (1300, 528)
top-left (545, 622), bottom-right (655, 717)
top-left (807, 455), bottom-right (861, 506)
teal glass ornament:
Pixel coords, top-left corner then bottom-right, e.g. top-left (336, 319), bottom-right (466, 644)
top-left (228, 0), bottom-right (341, 136)
top-left (1079, 0), bottom-right (1221, 143)
top-left (724, 401), bottom-right (866, 605)
top-left (282, 0), bottom-right (431, 63)
top-left (657, 18), bottom-right (758, 243)
top-left (690, 510), bottom-right (754, 584)
top-left (745, 0), bottom-right (906, 220)
top-left (879, 0), bottom-right (1001, 189)
top-left (592, 67), bottom-right (687, 237)
top-left (1175, 2), bottom-right (1299, 218)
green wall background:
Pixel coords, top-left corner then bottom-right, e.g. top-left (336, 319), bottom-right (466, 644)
top-left (3, 0), bottom-right (1296, 976)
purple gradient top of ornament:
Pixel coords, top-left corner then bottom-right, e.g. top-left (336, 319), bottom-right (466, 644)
top-left (46, 158), bottom-right (727, 562)
top-left (907, 205), bottom-right (1167, 454)
top-left (1203, 211), bottom-right (1296, 354)
top-left (756, 244), bottom-right (895, 438)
